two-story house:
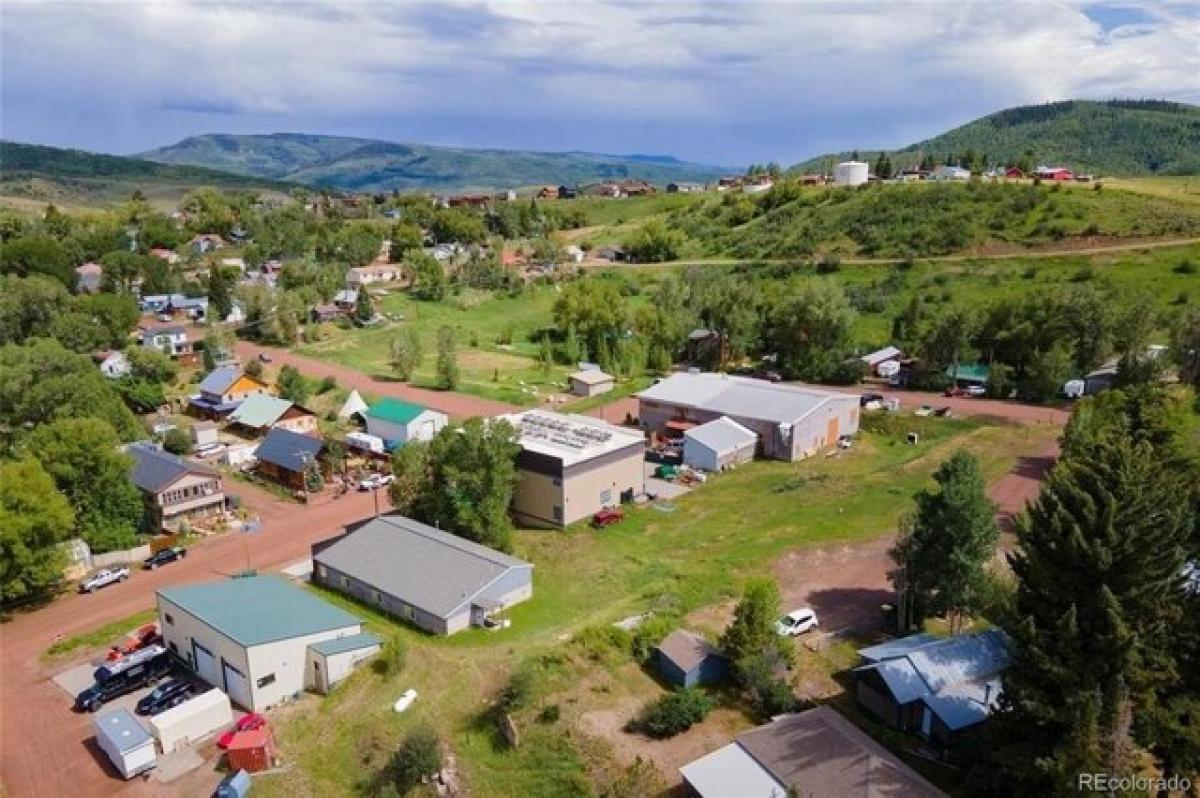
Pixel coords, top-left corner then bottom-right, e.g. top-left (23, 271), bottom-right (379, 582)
top-left (127, 442), bottom-right (226, 531)
top-left (188, 365), bottom-right (272, 419)
top-left (141, 326), bottom-right (198, 366)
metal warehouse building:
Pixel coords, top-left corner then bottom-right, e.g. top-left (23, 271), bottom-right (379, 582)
top-left (502, 409), bottom-right (645, 528)
top-left (312, 515), bottom-right (533, 635)
top-left (157, 576), bottom-right (376, 711)
top-left (638, 373), bottom-right (861, 461)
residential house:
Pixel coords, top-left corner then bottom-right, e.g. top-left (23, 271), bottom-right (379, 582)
top-left (98, 351), bottom-right (131, 379)
top-left (346, 262), bottom-right (403, 289)
top-left (682, 416), bottom-right (758, 472)
top-left (742, 177), bottom-right (775, 194)
top-left (685, 328), bottom-right (723, 363)
top-left (332, 289), bottom-right (359, 313)
top-left (312, 514), bottom-right (534, 635)
top-left (855, 629), bottom-right (1012, 746)
top-left (141, 326), bottom-right (197, 366)
top-left (536, 186), bottom-right (559, 200)
top-left (76, 262), bottom-right (103, 293)
top-left (502, 409), bottom-right (645, 528)
top-left (1004, 166), bottom-right (1025, 179)
top-left (666, 182), bottom-right (705, 193)
top-left (860, 345), bottom-right (903, 376)
top-left (680, 706), bottom-right (944, 798)
top-left (616, 179), bottom-right (655, 196)
top-left (189, 234), bottom-right (226, 254)
top-left (930, 165), bottom-right (972, 181)
top-left (1035, 166), bottom-right (1073, 181)
top-left (228, 394), bottom-right (318, 437)
top-left (568, 369), bottom-right (614, 398)
top-left (127, 442), bottom-right (226, 531)
top-left (150, 247), bottom-right (180, 265)
top-left (556, 185), bottom-right (578, 199)
top-left (311, 303), bottom-right (340, 323)
top-left (254, 427), bottom-right (325, 490)
top-left (189, 366), bottom-right (272, 419)
top-left (716, 176), bottom-right (742, 192)
top-left (446, 194), bottom-right (491, 209)
top-left (638, 372), bottom-right (861, 461)
top-left (157, 575), bottom-right (374, 710)
top-left (363, 398), bottom-right (447, 448)
top-left (655, 630), bottom-right (728, 688)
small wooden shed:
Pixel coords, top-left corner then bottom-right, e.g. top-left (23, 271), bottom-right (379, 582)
top-left (656, 630), bottom-right (729, 688)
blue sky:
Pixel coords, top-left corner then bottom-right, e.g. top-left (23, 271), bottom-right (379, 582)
top-left (2, 1), bottom-right (1198, 167)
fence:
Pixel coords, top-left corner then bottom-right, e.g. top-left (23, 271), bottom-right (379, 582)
top-left (91, 544), bottom-right (152, 568)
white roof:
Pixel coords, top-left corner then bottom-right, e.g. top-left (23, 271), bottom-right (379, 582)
top-left (639, 372), bottom-right (855, 426)
top-left (861, 346), bottom-right (902, 366)
top-left (338, 390), bottom-right (369, 419)
top-left (569, 370), bottom-right (613, 386)
top-left (680, 742), bottom-right (786, 798)
top-left (501, 409), bottom-right (643, 467)
top-left (684, 416), bottom-right (757, 453)
top-left (148, 689), bottom-right (231, 736)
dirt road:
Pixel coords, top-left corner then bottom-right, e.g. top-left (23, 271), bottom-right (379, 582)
top-left (0, 484), bottom-right (391, 798)
top-left (233, 340), bottom-right (519, 420)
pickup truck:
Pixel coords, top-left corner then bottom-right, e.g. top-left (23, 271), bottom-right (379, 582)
top-left (79, 567), bottom-right (129, 594)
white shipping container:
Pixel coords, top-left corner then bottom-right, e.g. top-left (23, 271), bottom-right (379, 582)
top-left (834, 161), bottom-right (869, 187)
top-left (93, 709), bottom-right (157, 779)
top-left (149, 689), bottom-right (234, 753)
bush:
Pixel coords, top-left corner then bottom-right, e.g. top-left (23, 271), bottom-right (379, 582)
top-left (629, 614), bottom-right (679, 663)
top-left (496, 666), bottom-right (536, 714)
top-left (162, 427), bottom-right (192, 455)
top-left (371, 633), bottom-right (408, 676)
top-left (317, 375), bottom-right (337, 394)
top-left (629, 688), bottom-right (713, 738)
top-left (573, 625), bottom-right (631, 666)
top-left (244, 358), bottom-right (264, 379)
top-left (736, 652), bottom-right (797, 719)
top-left (1173, 260), bottom-right (1197, 275)
top-left (538, 704), bottom-right (561, 724)
top-left (380, 724), bottom-right (441, 796)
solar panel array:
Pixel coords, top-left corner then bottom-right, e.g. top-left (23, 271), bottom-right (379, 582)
top-left (518, 412), bottom-right (614, 451)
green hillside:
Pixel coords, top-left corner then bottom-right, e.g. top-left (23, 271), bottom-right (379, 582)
top-left (0, 140), bottom-right (295, 210)
top-left (139, 133), bottom-right (731, 192)
top-left (792, 100), bottom-right (1200, 176)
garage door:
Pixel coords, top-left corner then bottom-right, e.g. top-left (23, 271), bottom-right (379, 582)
top-left (223, 661), bottom-right (252, 709)
top-left (193, 641), bottom-right (218, 686)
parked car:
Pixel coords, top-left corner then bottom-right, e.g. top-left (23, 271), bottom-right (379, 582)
top-left (859, 392), bottom-right (885, 407)
top-left (776, 608), bottom-right (819, 636)
top-left (135, 678), bottom-right (194, 715)
top-left (752, 369), bottom-right (782, 383)
top-left (358, 474), bottom-right (395, 491)
top-left (217, 713), bottom-right (267, 749)
top-left (966, 385), bottom-right (987, 397)
top-left (654, 464), bottom-right (680, 481)
top-left (105, 623), bottom-right (162, 661)
top-left (914, 405), bottom-right (934, 417)
top-left (79, 567), bottom-right (129, 594)
top-left (195, 442), bottom-right (226, 459)
top-left (258, 353), bottom-right (272, 362)
top-left (592, 508), bottom-right (624, 528)
top-left (75, 646), bottom-right (171, 712)
top-left (143, 547), bottom-right (186, 570)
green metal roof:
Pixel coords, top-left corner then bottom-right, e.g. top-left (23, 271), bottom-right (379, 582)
top-left (308, 632), bottom-right (382, 657)
top-left (229, 394), bottom-right (293, 428)
top-left (945, 363), bottom-right (990, 383)
top-left (366, 397), bottom-right (427, 424)
top-left (157, 576), bottom-right (361, 647)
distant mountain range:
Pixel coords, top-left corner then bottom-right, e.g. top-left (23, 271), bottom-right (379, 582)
top-left (138, 133), bottom-right (732, 192)
top-left (792, 100), bottom-right (1200, 176)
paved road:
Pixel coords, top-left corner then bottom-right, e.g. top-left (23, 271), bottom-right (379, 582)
top-left (0, 482), bottom-right (392, 798)
top-left (233, 340), bottom-right (519, 420)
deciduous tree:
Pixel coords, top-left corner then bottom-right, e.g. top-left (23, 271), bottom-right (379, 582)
top-left (0, 458), bottom-right (74, 604)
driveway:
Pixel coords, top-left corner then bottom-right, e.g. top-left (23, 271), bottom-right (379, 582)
top-left (233, 341), bottom-right (518, 420)
top-left (0, 486), bottom-right (391, 798)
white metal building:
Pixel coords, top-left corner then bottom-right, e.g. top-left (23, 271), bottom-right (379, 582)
top-left (93, 709), bottom-right (157, 780)
top-left (683, 416), bottom-right (758, 472)
top-left (834, 161), bottom-right (869, 186)
top-left (149, 689), bottom-right (233, 753)
top-left (364, 398), bottom-right (448, 448)
top-left (157, 576), bottom-right (369, 711)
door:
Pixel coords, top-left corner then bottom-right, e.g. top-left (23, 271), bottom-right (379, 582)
top-left (825, 416), bottom-right (840, 446)
top-left (223, 661), bottom-right (252, 709)
top-left (192, 641), bottom-right (218, 686)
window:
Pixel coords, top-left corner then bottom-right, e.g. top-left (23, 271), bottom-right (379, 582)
top-left (600, 489), bottom-right (612, 504)
top-left (373, 591), bottom-right (382, 604)
top-left (553, 506), bottom-right (563, 523)
top-left (317, 564), bottom-right (327, 579)
top-left (341, 575), bottom-right (349, 588)
top-left (256, 673), bottom-right (276, 689)
top-left (164, 613), bottom-right (174, 625)
top-left (404, 605), bottom-right (415, 620)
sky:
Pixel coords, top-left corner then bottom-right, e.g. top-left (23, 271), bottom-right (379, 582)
top-left (2, 0), bottom-right (1199, 167)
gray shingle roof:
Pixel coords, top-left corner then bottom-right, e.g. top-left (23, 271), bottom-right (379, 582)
top-left (657, 629), bottom-right (724, 673)
top-left (127, 442), bottom-right (216, 492)
top-left (254, 428), bottom-right (323, 472)
top-left (198, 365), bottom-right (242, 395)
top-left (639, 372), bottom-right (852, 425)
top-left (683, 416), bottom-right (757, 453)
top-left (313, 515), bottom-right (531, 619)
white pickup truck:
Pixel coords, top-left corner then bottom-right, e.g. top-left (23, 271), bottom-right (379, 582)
top-left (79, 567), bottom-right (130, 594)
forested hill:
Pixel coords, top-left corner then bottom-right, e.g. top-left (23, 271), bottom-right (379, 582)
top-left (0, 141), bottom-right (294, 190)
top-left (791, 100), bottom-right (1200, 176)
top-left (139, 133), bottom-right (731, 192)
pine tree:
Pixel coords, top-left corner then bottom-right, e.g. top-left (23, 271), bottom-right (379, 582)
top-left (982, 436), bottom-right (1191, 793)
top-left (354, 288), bottom-right (373, 322)
top-left (889, 450), bottom-right (998, 633)
top-left (435, 325), bottom-right (459, 390)
top-left (207, 264), bottom-right (233, 320)
top-left (562, 324), bottom-right (583, 365)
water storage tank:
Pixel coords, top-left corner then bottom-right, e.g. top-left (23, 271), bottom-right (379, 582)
top-left (834, 161), bottom-right (869, 187)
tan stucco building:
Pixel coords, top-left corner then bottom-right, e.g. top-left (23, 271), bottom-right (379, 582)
top-left (501, 410), bottom-right (645, 528)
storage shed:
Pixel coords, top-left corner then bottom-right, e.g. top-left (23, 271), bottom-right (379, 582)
top-left (568, 369), bottom-right (614, 398)
top-left (149, 688), bottom-right (234, 753)
top-left (226, 726), bottom-right (276, 773)
top-left (305, 632), bottom-right (382, 693)
top-left (682, 416), bottom-right (757, 472)
top-left (93, 708), bottom-right (156, 780)
top-left (656, 630), bottom-right (728, 688)
top-left (364, 398), bottom-right (447, 448)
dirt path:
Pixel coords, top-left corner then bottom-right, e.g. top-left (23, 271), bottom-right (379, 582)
top-left (233, 340), bottom-right (519, 420)
top-left (0, 486), bottom-right (392, 798)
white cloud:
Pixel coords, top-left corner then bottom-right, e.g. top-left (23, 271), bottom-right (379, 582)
top-left (1, 0), bottom-right (1197, 163)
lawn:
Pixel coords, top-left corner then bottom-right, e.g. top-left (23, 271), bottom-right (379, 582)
top-left (42, 609), bottom-right (158, 663)
top-left (251, 415), bottom-right (1057, 797)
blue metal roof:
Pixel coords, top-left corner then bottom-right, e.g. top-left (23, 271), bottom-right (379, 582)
top-left (308, 632), bottom-right (382, 657)
top-left (199, 365), bottom-right (242, 396)
top-left (858, 633), bottom-right (941, 664)
top-left (255, 427), bottom-right (324, 472)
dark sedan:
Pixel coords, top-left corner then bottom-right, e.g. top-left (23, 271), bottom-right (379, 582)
top-left (143, 546), bottom-right (186, 570)
top-left (135, 678), bottom-right (193, 715)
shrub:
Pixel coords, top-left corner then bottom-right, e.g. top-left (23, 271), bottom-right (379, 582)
top-left (736, 652), bottom-right (797, 719)
top-left (162, 427), bottom-right (192, 455)
top-left (598, 756), bottom-right (667, 798)
top-left (372, 633), bottom-right (408, 676)
top-left (538, 704), bottom-right (561, 724)
top-left (629, 614), bottom-right (679, 663)
top-left (629, 688), bottom-right (713, 738)
top-left (244, 358), bottom-right (264, 379)
top-left (381, 724), bottom-right (441, 796)
top-left (1173, 260), bottom-right (1197, 275)
top-left (573, 625), bottom-right (631, 666)
top-left (496, 666), bottom-right (536, 714)
top-left (317, 375), bottom-right (337, 394)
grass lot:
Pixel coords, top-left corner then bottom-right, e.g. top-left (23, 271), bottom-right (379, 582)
top-left (252, 415), bottom-right (1057, 797)
top-left (42, 609), bottom-right (157, 663)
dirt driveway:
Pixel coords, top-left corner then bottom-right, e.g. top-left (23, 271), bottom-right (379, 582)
top-left (233, 340), bottom-right (518, 420)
